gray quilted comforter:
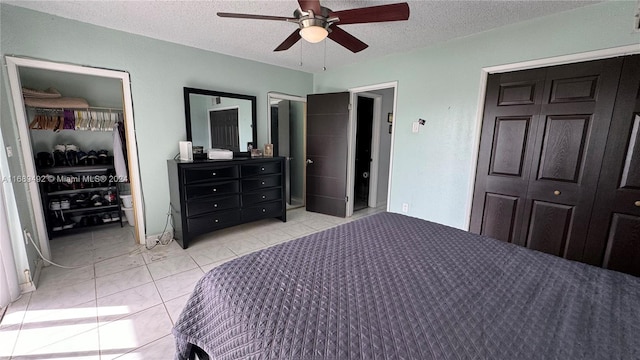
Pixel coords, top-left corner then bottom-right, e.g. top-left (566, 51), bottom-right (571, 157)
top-left (173, 212), bottom-right (640, 359)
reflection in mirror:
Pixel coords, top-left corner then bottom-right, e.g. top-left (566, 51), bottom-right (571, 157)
top-left (268, 92), bottom-right (306, 209)
top-left (184, 87), bottom-right (257, 153)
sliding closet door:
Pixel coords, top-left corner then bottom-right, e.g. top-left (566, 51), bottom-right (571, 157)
top-left (471, 58), bottom-right (623, 262)
top-left (583, 55), bottom-right (640, 276)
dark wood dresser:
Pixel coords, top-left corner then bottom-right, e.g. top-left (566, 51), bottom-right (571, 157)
top-left (167, 157), bottom-right (286, 248)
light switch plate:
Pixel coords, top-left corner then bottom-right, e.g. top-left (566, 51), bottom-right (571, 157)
top-left (412, 122), bottom-right (419, 133)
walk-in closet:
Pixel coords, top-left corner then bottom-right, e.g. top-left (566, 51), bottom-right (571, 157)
top-left (19, 67), bottom-right (132, 241)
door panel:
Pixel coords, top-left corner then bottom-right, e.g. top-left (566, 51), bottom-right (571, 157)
top-left (480, 193), bottom-right (518, 242)
top-left (526, 201), bottom-right (573, 257)
top-left (306, 92), bottom-right (350, 217)
top-left (489, 117), bottom-right (530, 177)
top-left (602, 213), bottom-right (640, 275)
top-left (537, 115), bottom-right (589, 182)
top-left (584, 55), bottom-right (640, 276)
top-left (470, 68), bottom-right (546, 244)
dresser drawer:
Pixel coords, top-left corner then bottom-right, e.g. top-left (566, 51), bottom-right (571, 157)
top-left (187, 209), bottom-right (241, 234)
top-left (241, 201), bottom-right (283, 222)
top-left (242, 175), bottom-right (281, 192)
top-left (241, 161), bottom-right (281, 177)
top-left (186, 195), bottom-right (240, 217)
top-left (242, 188), bottom-right (282, 206)
top-left (183, 165), bottom-right (238, 184)
top-left (185, 180), bottom-right (239, 200)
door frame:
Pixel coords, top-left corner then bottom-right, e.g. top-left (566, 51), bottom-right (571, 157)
top-left (348, 82), bottom-right (398, 217)
top-left (464, 44), bottom-right (640, 231)
top-left (5, 56), bottom-right (146, 255)
top-left (266, 92), bottom-right (307, 208)
top-left (354, 92), bottom-right (383, 209)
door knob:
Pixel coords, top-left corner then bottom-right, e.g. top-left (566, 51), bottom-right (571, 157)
top-left (635, 201), bottom-right (640, 207)
top-left (553, 190), bottom-right (561, 196)
top-left (306, 159), bottom-right (314, 164)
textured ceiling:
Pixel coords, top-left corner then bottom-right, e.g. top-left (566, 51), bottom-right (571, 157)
top-left (5, 0), bottom-right (600, 73)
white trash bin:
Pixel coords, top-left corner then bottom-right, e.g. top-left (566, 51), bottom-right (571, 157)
top-left (122, 206), bottom-right (135, 226)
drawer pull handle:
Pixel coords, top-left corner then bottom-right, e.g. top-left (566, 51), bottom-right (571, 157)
top-left (635, 201), bottom-right (640, 207)
top-left (212, 172), bottom-right (217, 176)
top-left (214, 204), bottom-right (218, 208)
top-left (213, 188), bottom-right (217, 192)
top-left (215, 219), bottom-right (219, 223)
top-left (261, 181), bottom-right (265, 185)
top-left (262, 195), bottom-right (266, 199)
top-left (262, 208), bottom-right (266, 213)
top-left (553, 190), bottom-right (561, 196)
top-left (261, 167), bottom-right (265, 171)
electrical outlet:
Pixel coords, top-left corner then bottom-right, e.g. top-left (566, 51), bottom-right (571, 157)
top-left (6, 146), bottom-right (13, 157)
top-left (402, 203), bottom-right (409, 213)
top-left (412, 122), bottom-right (419, 133)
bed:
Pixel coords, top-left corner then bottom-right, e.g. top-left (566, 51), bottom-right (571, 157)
top-left (173, 212), bottom-right (640, 359)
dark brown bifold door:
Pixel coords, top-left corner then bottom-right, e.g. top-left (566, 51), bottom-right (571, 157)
top-left (583, 55), bottom-right (640, 276)
top-left (471, 58), bottom-right (623, 262)
top-left (306, 92), bottom-right (350, 217)
top-left (469, 68), bottom-right (546, 244)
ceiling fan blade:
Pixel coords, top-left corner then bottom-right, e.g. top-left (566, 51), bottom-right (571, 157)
top-left (328, 25), bottom-right (368, 53)
top-left (217, 12), bottom-right (295, 21)
top-left (298, 0), bottom-right (322, 14)
top-left (330, 3), bottom-right (410, 25)
top-left (274, 30), bottom-right (302, 52)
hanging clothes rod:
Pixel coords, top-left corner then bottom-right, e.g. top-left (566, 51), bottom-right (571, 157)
top-left (29, 106), bottom-right (123, 112)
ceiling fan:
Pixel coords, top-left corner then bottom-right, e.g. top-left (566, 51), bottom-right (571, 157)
top-left (217, 0), bottom-right (410, 53)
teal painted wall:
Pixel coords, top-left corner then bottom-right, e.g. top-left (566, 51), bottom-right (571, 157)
top-left (0, 3), bottom-right (313, 252)
top-left (314, 1), bottom-right (640, 229)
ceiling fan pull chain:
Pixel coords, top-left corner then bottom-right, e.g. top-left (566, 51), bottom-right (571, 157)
top-left (299, 41), bottom-right (303, 67)
top-left (323, 39), bottom-right (327, 71)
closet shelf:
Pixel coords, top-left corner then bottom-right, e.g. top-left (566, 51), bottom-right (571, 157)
top-left (47, 186), bottom-right (117, 196)
top-left (58, 204), bottom-right (120, 213)
top-left (38, 165), bottom-right (114, 174)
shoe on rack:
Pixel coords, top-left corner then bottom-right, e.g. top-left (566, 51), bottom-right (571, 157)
top-left (53, 150), bottom-right (67, 167)
top-left (75, 193), bottom-right (89, 208)
top-left (60, 198), bottom-right (70, 210)
top-left (92, 215), bottom-right (103, 225)
top-left (49, 199), bottom-right (61, 210)
top-left (77, 151), bottom-right (88, 166)
top-left (62, 218), bottom-right (75, 230)
top-left (90, 193), bottom-right (103, 207)
top-left (102, 213), bottom-right (112, 223)
top-left (110, 211), bottom-right (120, 222)
top-left (87, 150), bottom-right (98, 165)
top-left (51, 213), bottom-right (63, 231)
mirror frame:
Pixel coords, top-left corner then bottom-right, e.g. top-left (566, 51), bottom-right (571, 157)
top-left (184, 87), bottom-right (257, 152)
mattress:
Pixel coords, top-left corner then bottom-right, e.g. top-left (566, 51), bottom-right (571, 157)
top-left (173, 212), bottom-right (640, 359)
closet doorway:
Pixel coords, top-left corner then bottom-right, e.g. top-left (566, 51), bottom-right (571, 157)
top-left (6, 57), bottom-right (144, 261)
top-left (268, 92), bottom-right (306, 209)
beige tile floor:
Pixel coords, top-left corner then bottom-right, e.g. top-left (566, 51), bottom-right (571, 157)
top-left (0, 206), bottom-right (384, 359)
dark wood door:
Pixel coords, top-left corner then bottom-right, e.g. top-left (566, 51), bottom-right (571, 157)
top-left (520, 58), bottom-right (622, 260)
top-left (209, 108), bottom-right (239, 151)
top-left (471, 58), bottom-right (623, 262)
top-left (583, 55), bottom-right (640, 276)
top-left (306, 92), bottom-right (350, 217)
top-left (469, 67), bottom-right (546, 244)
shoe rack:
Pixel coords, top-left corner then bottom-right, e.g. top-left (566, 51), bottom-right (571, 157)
top-left (37, 164), bottom-right (123, 238)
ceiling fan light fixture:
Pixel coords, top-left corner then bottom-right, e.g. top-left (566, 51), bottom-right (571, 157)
top-left (299, 25), bottom-right (329, 43)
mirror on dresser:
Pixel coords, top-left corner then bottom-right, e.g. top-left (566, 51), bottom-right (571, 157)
top-left (184, 87), bottom-right (257, 153)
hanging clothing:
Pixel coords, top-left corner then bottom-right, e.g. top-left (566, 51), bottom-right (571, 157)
top-left (113, 122), bottom-right (128, 182)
